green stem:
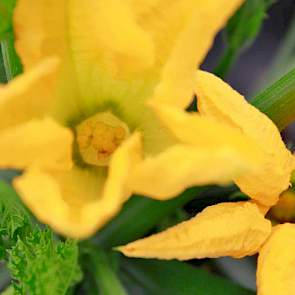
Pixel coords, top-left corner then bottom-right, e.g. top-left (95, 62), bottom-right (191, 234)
top-left (213, 47), bottom-right (237, 78)
top-left (251, 67), bottom-right (295, 131)
top-left (0, 36), bottom-right (22, 81)
top-left (90, 249), bottom-right (127, 295)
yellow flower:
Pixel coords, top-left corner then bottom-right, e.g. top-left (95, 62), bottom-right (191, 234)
top-left (119, 72), bottom-right (295, 294)
top-left (0, 0), bottom-right (251, 238)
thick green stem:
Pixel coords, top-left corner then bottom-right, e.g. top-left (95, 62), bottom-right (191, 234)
top-left (0, 36), bottom-right (22, 81)
top-left (90, 249), bottom-right (127, 295)
top-left (251, 67), bottom-right (295, 131)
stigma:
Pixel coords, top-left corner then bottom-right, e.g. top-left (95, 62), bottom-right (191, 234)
top-left (76, 112), bottom-right (130, 166)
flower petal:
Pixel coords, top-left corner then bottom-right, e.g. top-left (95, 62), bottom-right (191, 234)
top-left (13, 133), bottom-right (142, 239)
top-left (130, 144), bottom-right (254, 199)
top-left (14, 0), bottom-right (66, 69)
top-left (0, 118), bottom-right (73, 170)
top-left (14, 0), bottom-right (243, 109)
top-left (14, 0), bottom-right (154, 75)
top-left (150, 0), bottom-right (244, 108)
top-left (69, 0), bottom-right (155, 76)
top-left (0, 57), bottom-right (59, 130)
top-left (118, 202), bottom-right (271, 260)
top-left (151, 103), bottom-right (264, 163)
top-left (133, 103), bottom-right (265, 199)
top-left (257, 223), bottom-right (295, 295)
top-left (13, 167), bottom-right (106, 239)
top-left (196, 70), bottom-right (295, 206)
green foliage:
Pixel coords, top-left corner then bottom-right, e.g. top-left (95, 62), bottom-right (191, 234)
top-left (0, 0), bottom-right (16, 40)
top-left (8, 230), bottom-right (82, 295)
top-left (214, 0), bottom-right (275, 77)
top-left (0, 182), bottom-right (82, 294)
top-left (0, 181), bottom-right (32, 259)
top-left (122, 258), bottom-right (255, 295)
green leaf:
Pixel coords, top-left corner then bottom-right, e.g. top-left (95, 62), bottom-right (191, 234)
top-left (8, 229), bottom-right (82, 295)
top-left (122, 258), bottom-right (255, 295)
top-left (214, 0), bottom-right (275, 77)
top-left (0, 0), bottom-right (16, 40)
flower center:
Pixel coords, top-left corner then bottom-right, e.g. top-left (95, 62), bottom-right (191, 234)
top-left (76, 112), bottom-right (130, 166)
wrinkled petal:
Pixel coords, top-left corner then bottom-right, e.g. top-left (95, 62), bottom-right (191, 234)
top-left (151, 0), bottom-right (244, 108)
top-left (0, 118), bottom-right (73, 170)
top-left (118, 202), bottom-right (271, 260)
top-left (0, 57), bottom-right (59, 130)
top-left (257, 223), bottom-right (295, 295)
top-left (151, 103), bottom-right (264, 162)
top-left (195, 70), bottom-right (295, 206)
top-left (13, 133), bottom-right (142, 239)
top-left (132, 103), bottom-right (265, 199)
top-left (130, 145), bottom-right (255, 199)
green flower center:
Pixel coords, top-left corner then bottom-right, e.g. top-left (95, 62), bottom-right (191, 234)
top-left (76, 112), bottom-right (130, 166)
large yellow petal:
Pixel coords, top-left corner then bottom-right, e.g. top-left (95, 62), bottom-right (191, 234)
top-left (13, 133), bottom-right (142, 239)
top-left (196, 70), bottom-right (295, 206)
top-left (0, 118), bottom-right (73, 170)
top-left (130, 144), bottom-right (254, 199)
top-left (143, 0), bottom-right (244, 108)
top-left (257, 223), bottom-right (295, 295)
top-left (14, 0), bottom-right (243, 108)
top-left (0, 57), bottom-right (59, 130)
top-left (14, 0), bottom-right (154, 75)
top-left (118, 202), bottom-right (271, 260)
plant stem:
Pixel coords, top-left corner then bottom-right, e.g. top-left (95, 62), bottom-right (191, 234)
top-left (0, 36), bottom-right (22, 81)
top-left (251, 67), bottom-right (295, 131)
top-left (90, 249), bottom-right (127, 295)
